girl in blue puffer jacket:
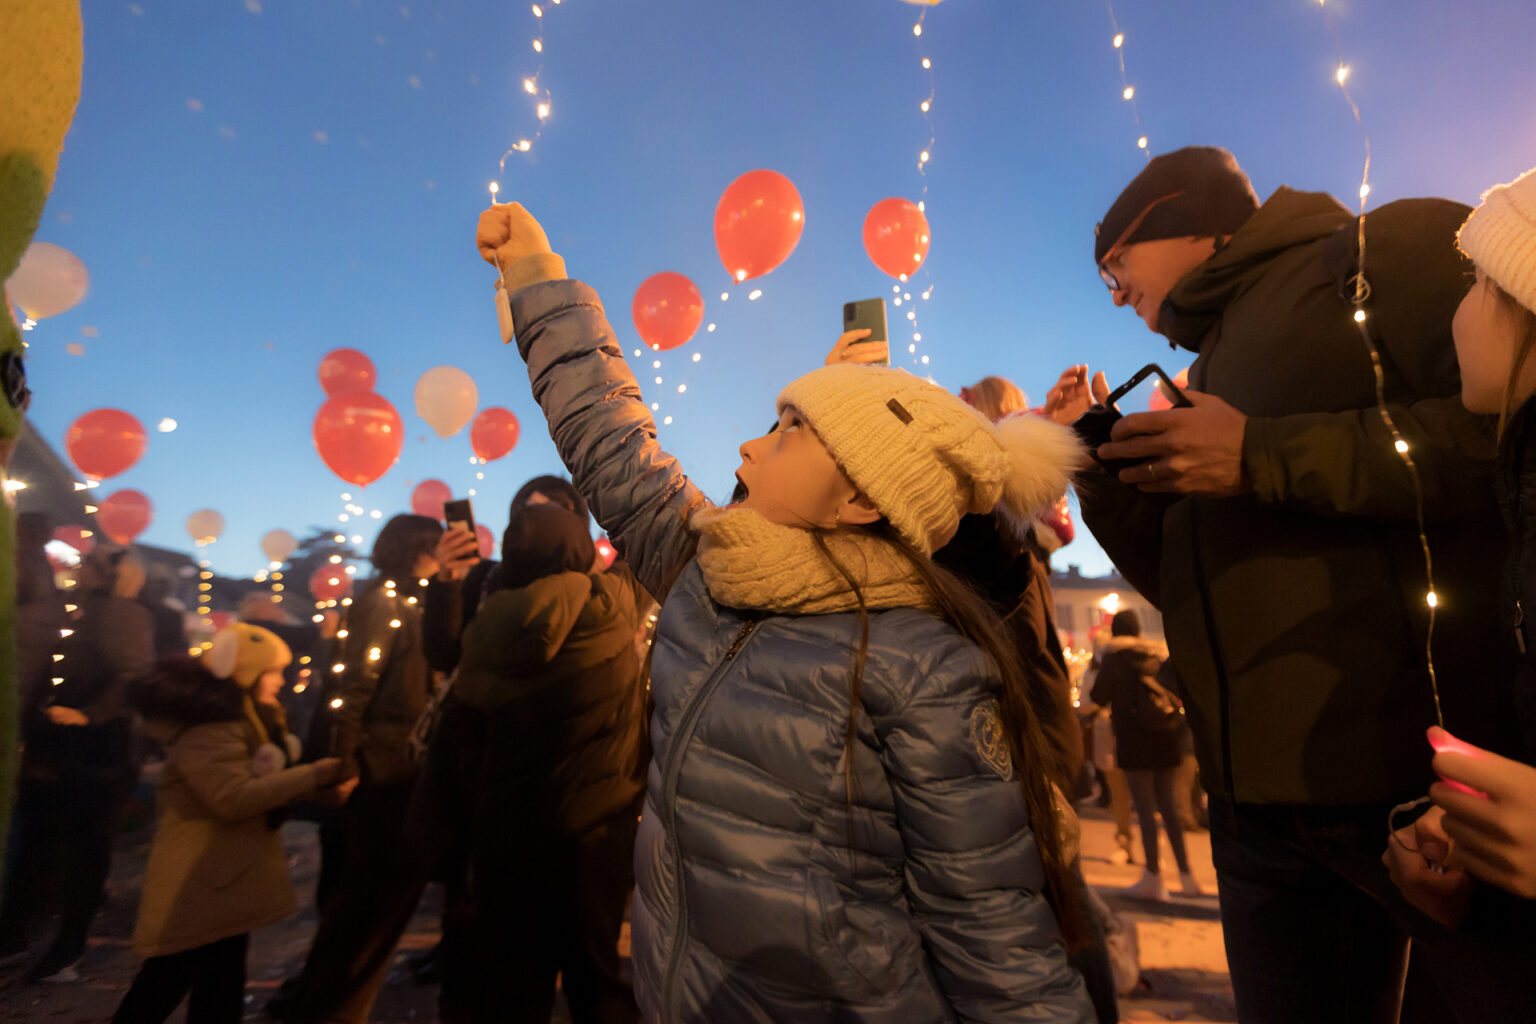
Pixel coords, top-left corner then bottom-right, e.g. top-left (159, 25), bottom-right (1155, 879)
top-left (477, 202), bottom-right (1095, 1024)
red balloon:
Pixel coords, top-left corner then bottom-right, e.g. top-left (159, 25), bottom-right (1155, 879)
top-left (96, 489), bottom-right (153, 544)
top-left (206, 611), bottom-right (237, 632)
top-left (66, 409), bottom-right (147, 480)
top-left (595, 534), bottom-right (617, 570)
top-left (632, 272), bottom-right (704, 352)
top-left (714, 169), bottom-right (805, 282)
top-left (470, 407), bottom-right (521, 462)
top-left (52, 525), bottom-right (96, 555)
top-left (475, 524), bottom-right (495, 560)
top-left (411, 479), bottom-right (453, 520)
top-left (310, 567), bottom-right (354, 603)
top-left (313, 391), bottom-right (404, 487)
top-left (862, 197), bottom-right (931, 279)
top-left (319, 348), bottom-right (377, 396)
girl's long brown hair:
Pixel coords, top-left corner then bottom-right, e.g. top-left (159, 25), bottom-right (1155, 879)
top-left (813, 523), bottom-right (1088, 951)
top-left (1491, 278), bottom-right (1536, 439)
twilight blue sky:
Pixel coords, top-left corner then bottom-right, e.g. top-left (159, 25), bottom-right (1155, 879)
top-left (17, 0), bottom-right (1536, 579)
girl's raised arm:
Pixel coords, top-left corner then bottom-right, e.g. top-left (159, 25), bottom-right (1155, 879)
top-left (480, 204), bottom-right (709, 601)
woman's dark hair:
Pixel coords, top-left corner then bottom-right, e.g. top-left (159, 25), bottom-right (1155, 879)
top-left (370, 513), bottom-right (443, 582)
top-left (1110, 609), bottom-right (1142, 637)
top-left (812, 522), bottom-right (1088, 950)
top-left (511, 474), bottom-right (589, 522)
top-left (500, 503), bottom-right (596, 589)
top-left (1491, 278), bottom-right (1536, 439)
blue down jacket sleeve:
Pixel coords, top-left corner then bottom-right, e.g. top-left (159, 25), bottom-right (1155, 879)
top-left (871, 637), bottom-right (1093, 1023)
top-left (507, 280), bottom-right (711, 603)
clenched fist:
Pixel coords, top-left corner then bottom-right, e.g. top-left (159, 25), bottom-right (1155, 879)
top-left (477, 202), bottom-right (553, 270)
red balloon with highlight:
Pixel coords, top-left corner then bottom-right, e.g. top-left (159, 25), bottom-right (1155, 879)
top-left (475, 524), bottom-right (495, 560)
top-left (632, 272), bottom-right (704, 352)
top-left (66, 409), bottom-right (147, 480)
top-left (52, 525), bottom-right (96, 555)
top-left (862, 197), bottom-right (931, 278)
top-left (595, 535), bottom-right (617, 570)
top-left (470, 407), bottom-right (520, 462)
top-left (713, 169), bottom-right (805, 282)
top-left (319, 348), bottom-right (377, 396)
top-left (96, 489), bottom-right (153, 544)
top-left (313, 391), bottom-right (404, 487)
top-left (411, 479), bottom-right (453, 520)
top-left (310, 567), bottom-right (353, 603)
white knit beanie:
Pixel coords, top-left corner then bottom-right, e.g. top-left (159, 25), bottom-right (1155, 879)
top-left (1458, 164), bottom-right (1536, 315)
top-left (777, 364), bottom-right (1084, 555)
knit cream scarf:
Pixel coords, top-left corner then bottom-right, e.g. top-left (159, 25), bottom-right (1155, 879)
top-left (691, 506), bottom-right (932, 615)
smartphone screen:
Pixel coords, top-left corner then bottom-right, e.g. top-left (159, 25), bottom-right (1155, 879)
top-left (1108, 365), bottom-right (1189, 414)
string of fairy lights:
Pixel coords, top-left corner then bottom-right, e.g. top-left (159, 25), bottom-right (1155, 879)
top-left (903, 4), bottom-right (937, 375)
top-left (498, 0), bottom-right (563, 173)
top-left (1312, 0), bottom-right (1442, 726)
top-left (1104, 1), bottom-right (1150, 157)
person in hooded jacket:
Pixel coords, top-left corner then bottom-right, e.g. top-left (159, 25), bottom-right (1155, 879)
top-left (1089, 611), bottom-right (1198, 901)
top-left (477, 200), bottom-right (1093, 1024)
top-left (420, 502), bottom-right (644, 1023)
top-left (0, 545), bottom-right (154, 983)
top-left (1042, 145), bottom-right (1524, 1022)
top-left (421, 474), bottom-right (590, 674)
top-left (113, 626), bottom-right (341, 1024)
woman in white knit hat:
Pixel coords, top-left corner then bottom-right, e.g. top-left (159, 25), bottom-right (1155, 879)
top-left (477, 201), bottom-right (1095, 1023)
top-left (1385, 166), bottom-right (1536, 953)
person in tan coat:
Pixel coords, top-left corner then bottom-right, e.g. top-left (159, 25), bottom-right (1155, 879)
top-left (113, 625), bottom-right (340, 1024)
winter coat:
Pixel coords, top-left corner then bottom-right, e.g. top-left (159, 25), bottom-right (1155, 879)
top-left (506, 277), bottom-right (1093, 1024)
top-left (412, 569), bottom-right (647, 887)
top-left (936, 512), bottom-right (1082, 790)
top-left (421, 559), bottom-right (500, 674)
top-left (1089, 636), bottom-right (1181, 772)
top-left (23, 593), bottom-right (154, 782)
top-left (133, 693), bottom-right (322, 957)
top-left (328, 581), bottom-right (431, 786)
top-left (1079, 187), bottom-right (1520, 805)
top-left (1499, 401), bottom-right (1536, 764)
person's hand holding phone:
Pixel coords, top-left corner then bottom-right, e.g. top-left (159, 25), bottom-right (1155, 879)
top-left (825, 329), bottom-right (889, 367)
top-left (1094, 390), bottom-right (1249, 497)
top-left (434, 526), bottom-right (482, 582)
top-left (1042, 365), bottom-right (1109, 425)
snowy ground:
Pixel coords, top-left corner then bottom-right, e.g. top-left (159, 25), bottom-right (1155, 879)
top-left (0, 792), bottom-right (1234, 1023)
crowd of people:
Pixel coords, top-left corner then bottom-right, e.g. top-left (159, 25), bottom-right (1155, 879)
top-left (3, 146), bottom-right (1535, 1024)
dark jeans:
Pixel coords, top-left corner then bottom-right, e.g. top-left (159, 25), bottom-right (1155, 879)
top-left (1210, 800), bottom-right (1536, 1024)
top-left (279, 780), bottom-right (426, 1024)
top-left (448, 817), bottom-right (639, 1024)
top-left (0, 773), bottom-right (127, 969)
top-left (1125, 767), bottom-right (1189, 875)
top-left (112, 934), bottom-right (248, 1024)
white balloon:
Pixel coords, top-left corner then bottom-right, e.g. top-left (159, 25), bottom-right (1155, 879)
top-left (261, 528), bottom-right (298, 563)
top-left (187, 509), bottom-right (225, 545)
top-left (414, 366), bottom-right (479, 439)
top-left (4, 241), bottom-right (89, 319)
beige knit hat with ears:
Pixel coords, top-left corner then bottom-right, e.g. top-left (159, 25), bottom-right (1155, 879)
top-left (777, 364), bottom-right (1085, 555)
top-left (1458, 164), bottom-right (1536, 315)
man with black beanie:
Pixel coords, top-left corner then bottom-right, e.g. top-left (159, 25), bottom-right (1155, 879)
top-left (1043, 147), bottom-right (1530, 1022)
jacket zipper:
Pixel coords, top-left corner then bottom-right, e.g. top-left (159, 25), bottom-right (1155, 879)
top-left (660, 618), bottom-right (759, 1022)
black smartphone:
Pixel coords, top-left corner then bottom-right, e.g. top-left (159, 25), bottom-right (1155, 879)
top-left (1072, 364), bottom-right (1192, 474)
top-left (842, 299), bottom-right (889, 366)
top-left (442, 498), bottom-right (476, 537)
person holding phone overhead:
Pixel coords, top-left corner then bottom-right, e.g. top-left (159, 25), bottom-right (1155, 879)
top-left (1043, 146), bottom-right (1524, 1022)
